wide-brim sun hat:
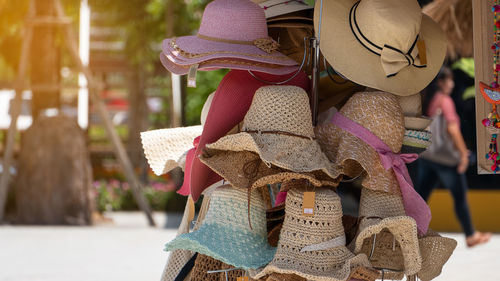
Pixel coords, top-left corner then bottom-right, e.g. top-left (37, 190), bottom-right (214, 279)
top-left (141, 125), bottom-right (202, 175)
top-left (160, 50), bottom-right (299, 76)
top-left (314, 0), bottom-right (447, 96)
top-left (252, 186), bottom-right (371, 281)
top-left (161, 0), bottom-right (298, 71)
top-left (315, 92), bottom-right (404, 193)
top-left (350, 188), bottom-right (422, 277)
top-left (186, 70), bottom-right (310, 201)
top-left (205, 85), bottom-right (337, 180)
top-left (417, 230), bottom-right (457, 281)
top-left (200, 150), bottom-right (339, 190)
top-left (164, 185), bottom-right (275, 270)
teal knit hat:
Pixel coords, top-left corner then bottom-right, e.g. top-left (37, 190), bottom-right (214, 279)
top-left (164, 185), bottom-right (275, 270)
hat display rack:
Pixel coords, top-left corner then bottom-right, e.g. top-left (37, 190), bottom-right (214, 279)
top-left (142, 1), bottom-right (457, 281)
top-left (480, 0), bottom-right (500, 173)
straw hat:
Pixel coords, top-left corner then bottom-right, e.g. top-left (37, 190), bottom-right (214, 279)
top-left (161, 0), bottom-right (298, 74)
top-left (252, 186), bottom-right (371, 281)
top-left (401, 129), bottom-right (432, 155)
top-left (200, 149), bottom-right (339, 191)
top-left (141, 126), bottom-right (202, 175)
top-left (350, 188), bottom-right (422, 276)
top-left (187, 70), bottom-right (310, 201)
top-left (417, 230), bottom-right (457, 281)
top-left (315, 92), bottom-right (404, 193)
top-left (164, 185), bottom-right (275, 270)
top-left (205, 85), bottom-right (337, 181)
top-left (191, 254), bottom-right (224, 281)
top-left (141, 92), bottom-right (214, 176)
top-left (314, 0), bottom-right (446, 96)
top-left (397, 94), bottom-right (432, 130)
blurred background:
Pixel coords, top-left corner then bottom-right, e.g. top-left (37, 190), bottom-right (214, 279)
top-left (0, 0), bottom-right (498, 281)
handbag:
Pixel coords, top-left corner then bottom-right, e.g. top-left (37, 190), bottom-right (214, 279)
top-left (420, 108), bottom-right (461, 167)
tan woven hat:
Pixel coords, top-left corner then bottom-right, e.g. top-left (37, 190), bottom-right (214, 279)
top-left (315, 91), bottom-right (404, 194)
top-left (314, 0), bottom-right (446, 96)
top-left (206, 85), bottom-right (337, 180)
top-left (252, 186), bottom-right (371, 281)
top-left (200, 150), bottom-right (339, 191)
top-left (350, 189), bottom-right (422, 277)
top-left (397, 94), bottom-right (432, 130)
top-left (417, 230), bottom-right (457, 281)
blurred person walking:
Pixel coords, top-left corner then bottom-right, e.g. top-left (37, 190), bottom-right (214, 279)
top-left (416, 67), bottom-right (491, 247)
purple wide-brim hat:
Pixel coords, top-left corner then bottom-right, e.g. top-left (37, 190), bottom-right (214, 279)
top-left (160, 50), bottom-right (299, 76)
top-left (160, 0), bottom-right (298, 70)
top-left (163, 37), bottom-right (298, 67)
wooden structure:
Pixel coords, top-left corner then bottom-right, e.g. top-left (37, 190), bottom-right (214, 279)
top-left (473, 0), bottom-right (496, 174)
top-left (0, 0), bottom-right (156, 226)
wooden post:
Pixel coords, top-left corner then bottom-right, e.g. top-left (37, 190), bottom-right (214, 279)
top-left (53, 0), bottom-right (156, 225)
top-left (0, 1), bottom-right (35, 222)
top-left (473, 0), bottom-right (495, 174)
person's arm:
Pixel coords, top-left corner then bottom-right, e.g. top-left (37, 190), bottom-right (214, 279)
top-left (440, 95), bottom-right (469, 173)
top-left (447, 123), bottom-right (469, 173)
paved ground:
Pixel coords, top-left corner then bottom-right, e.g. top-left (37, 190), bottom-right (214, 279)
top-left (0, 212), bottom-right (498, 281)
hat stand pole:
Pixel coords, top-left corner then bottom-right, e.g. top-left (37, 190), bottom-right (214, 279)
top-left (310, 0), bottom-right (324, 126)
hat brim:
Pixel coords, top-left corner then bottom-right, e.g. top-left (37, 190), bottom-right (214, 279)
top-left (162, 37), bottom-right (298, 67)
top-left (160, 51), bottom-right (299, 76)
top-left (404, 116), bottom-right (432, 130)
top-left (205, 132), bottom-right (338, 180)
top-left (200, 149), bottom-right (339, 190)
top-left (314, 0), bottom-right (446, 96)
top-left (418, 234), bottom-right (457, 281)
top-left (140, 126), bottom-right (202, 175)
top-left (315, 124), bottom-right (401, 194)
top-left (165, 222), bottom-right (276, 270)
top-left (252, 247), bottom-right (371, 281)
top-left (351, 216), bottom-right (422, 276)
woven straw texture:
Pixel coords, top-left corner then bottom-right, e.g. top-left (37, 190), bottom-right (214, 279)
top-left (350, 216), bottom-right (422, 276)
top-left (315, 92), bottom-right (404, 193)
top-left (253, 186), bottom-right (370, 281)
top-left (403, 130), bottom-right (432, 148)
top-left (397, 94), bottom-right (422, 117)
top-left (200, 150), bottom-right (339, 190)
top-left (404, 116), bottom-right (432, 131)
top-left (164, 185), bottom-right (275, 270)
top-left (161, 195), bottom-right (196, 281)
top-left (191, 254), bottom-right (224, 281)
top-left (206, 85), bottom-right (337, 180)
top-left (265, 272), bottom-right (306, 281)
top-left (141, 126), bottom-right (202, 175)
top-left (358, 188), bottom-right (406, 218)
top-left (417, 234), bottom-right (457, 281)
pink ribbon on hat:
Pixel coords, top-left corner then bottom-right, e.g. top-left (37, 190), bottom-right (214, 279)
top-left (331, 112), bottom-right (431, 235)
top-left (177, 136), bottom-right (200, 196)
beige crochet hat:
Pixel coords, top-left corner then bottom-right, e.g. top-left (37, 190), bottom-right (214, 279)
top-left (253, 186), bottom-right (371, 281)
top-left (417, 230), bottom-right (457, 281)
top-left (350, 189), bottom-right (422, 277)
top-left (315, 91), bottom-right (404, 194)
top-left (141, 92), bottom-right (214, 175)
top-left (206, 85), bottom-right (337, 180)
top-left (200, 150), bottom-right (339, 191)
top-left (397, 94), bottom-right (432, 130)
top-left (314, 0), bottom-right (446, 96)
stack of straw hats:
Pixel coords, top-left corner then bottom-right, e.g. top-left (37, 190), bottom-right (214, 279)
top-left (140, 1), bottom-right (457, 281)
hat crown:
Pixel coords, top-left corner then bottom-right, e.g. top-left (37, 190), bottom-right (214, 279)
top-left (355, 0), bottom-right (422, 54)
top-left (203, 185), bottom-right (267, 236)
top-left (340, 92), bottom-right (405, 153)
top-left (282, 187), bottom-right (344, 244)
top-left (198, 0), bottom-right (269, 41)
top-left (242, 86), bottom-right (315, 138)
top-left (397, 94), bottom-right (422, 117)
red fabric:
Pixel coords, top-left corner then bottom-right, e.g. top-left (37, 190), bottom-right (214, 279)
top-left (184, 69), bottom-right (310, 201)
top-left (427, 93), bottom-right (460, 127)
top-left (177, 136), bottom-right (200, 196)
